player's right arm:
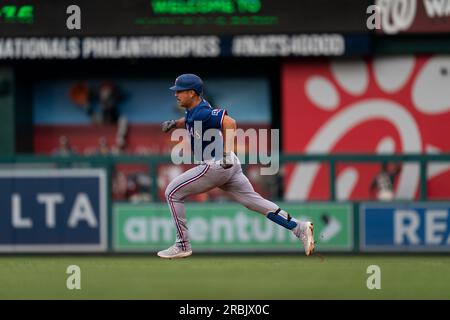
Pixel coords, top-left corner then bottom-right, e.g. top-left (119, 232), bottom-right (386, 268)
top-left (222, 115), bottom-right (236, 155)
top-left (220, 115), bottom-right (236, 169)
top-left (162, 117), bottom-right (185, 133)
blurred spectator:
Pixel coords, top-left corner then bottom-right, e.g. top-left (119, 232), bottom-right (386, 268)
top-left (127, 172), bottom-right (152, 203)
top-left (112, 171), bottom-right (128, 201)
top-left (98, 81), bottom-right (121, 124)
top-left (111, 116), bottom-right (129, 155)
top-left (68, 81), bottom-right (95, 121)
top-left (111, 136), bottom-right (128, 155)
top-left (53, 135), bottom-right (75, 156)
top-left (96, 137), bottom-right (110, 156)
top-left (113, 171), bottom-right (151, 202)
top-left (370, 162), bottom-right (402, 201)
top-left (69, 81), bottom-right (123, 125)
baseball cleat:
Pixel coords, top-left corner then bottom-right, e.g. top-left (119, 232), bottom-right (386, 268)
top-left (157, 245), bottom-right (192, 259)
top-left (294, 221), bottom-right (315, 256)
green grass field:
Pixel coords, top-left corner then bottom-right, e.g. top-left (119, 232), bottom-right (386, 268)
top-left (1, 255), bottom-right (450, 300)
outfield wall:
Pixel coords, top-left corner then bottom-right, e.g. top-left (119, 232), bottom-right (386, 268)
top-left (0, 169), bottom-right (107, 252)
top-left (360, 202), bottom-right (450, 252)
top-left (113, 203), bottom-right (354, 252)
top-left (114, 202), bottom-right (450, 253)
top-left (1, 168), bottom-right (450, 253)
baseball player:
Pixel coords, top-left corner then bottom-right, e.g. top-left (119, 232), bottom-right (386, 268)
top-left (158, 74), bottom-right (314, 259)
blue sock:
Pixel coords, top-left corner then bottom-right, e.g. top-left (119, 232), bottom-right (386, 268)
top-left (267, 208), bottom-right (298, 230)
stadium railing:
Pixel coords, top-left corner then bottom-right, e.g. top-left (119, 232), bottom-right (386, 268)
top-left (1, 153), bottom-right (449, 202)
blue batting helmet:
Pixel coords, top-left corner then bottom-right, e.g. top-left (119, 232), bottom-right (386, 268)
top-left (169, 74), bottom-right (203, 95)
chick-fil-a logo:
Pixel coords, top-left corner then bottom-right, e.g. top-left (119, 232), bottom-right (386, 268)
top-left (282, 55), bottom-right (450, 201)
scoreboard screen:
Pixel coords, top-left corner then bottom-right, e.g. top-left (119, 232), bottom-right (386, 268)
top-left (0, 0), bottom-right (370, 36)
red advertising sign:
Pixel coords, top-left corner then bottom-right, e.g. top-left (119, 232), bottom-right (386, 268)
top-left (282, 55), bottom-right (450, 200)
top-left (374, 0), bottom-right (450, 34)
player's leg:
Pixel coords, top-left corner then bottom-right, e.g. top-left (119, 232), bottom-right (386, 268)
top-left (220, 166), bottom-right (315, 255)
top-left (158, 164), bottom-right (231, 258)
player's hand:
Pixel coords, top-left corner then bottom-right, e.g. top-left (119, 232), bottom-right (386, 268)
top-left (220, 152), bottom-right (233, 169)
top-left (162, 120), bottom-right (176, 133)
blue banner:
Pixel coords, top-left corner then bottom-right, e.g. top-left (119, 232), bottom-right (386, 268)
top-left (360, 202), bottom-right (450, 252)
top-left (0, 34), bottom-right (370, 60)
top-left (0, 169), bottom-right (107, 252)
